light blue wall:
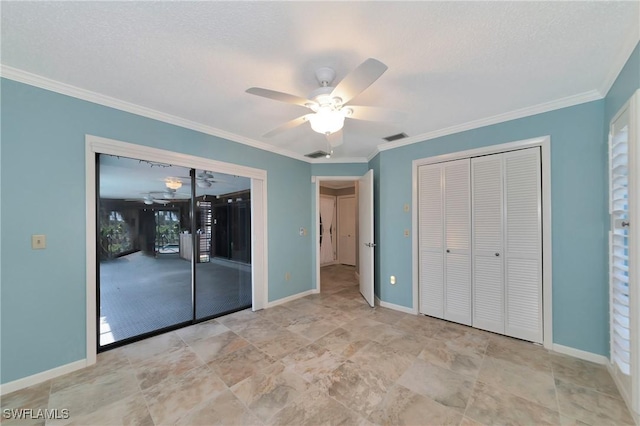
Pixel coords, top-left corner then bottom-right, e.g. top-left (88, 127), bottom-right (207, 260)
top-left (374, 101), bottom-right (608, 354)
top-left (0, 79), bottom-right (314, 383)
top-left (371, 42), bottom-right (639, 357)
top-left (310, 162), bottom-right (368, 177)
top-left (605, 43), bottom-right (639, 123)
top-left (309, 162), bottom-right (369, 289)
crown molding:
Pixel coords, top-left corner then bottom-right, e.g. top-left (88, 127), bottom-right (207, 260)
top-left (376, 89), bottom-right (603, 153)
top-left (0, 64), bottom-right (314, 163)
top-left (1, 63), bottom-right (618, 165)
top-left (310, 156), bottom-right (368, 164)
top-left (367, 149), bottom-right (381, 163)
top-left (599, 27), bottom-right (640, 97)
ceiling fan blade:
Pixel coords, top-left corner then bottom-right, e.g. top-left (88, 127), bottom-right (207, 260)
top-left (331, 58), bottom-right (388, 105)
top-left (326, 129), bottom-right (343, 147)
top-left (246, 88), bottom-right (312, 108)
top-left (346, 105), bottom-right (406, 123)
top-left (263, 114), bottom-right (313, 138)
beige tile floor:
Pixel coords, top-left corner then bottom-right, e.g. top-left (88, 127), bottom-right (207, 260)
top-left (2, 264), bottom-right (634, 425)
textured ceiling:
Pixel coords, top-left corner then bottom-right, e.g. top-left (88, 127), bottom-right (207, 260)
top-left (1, 1), bottom-right (639, 161)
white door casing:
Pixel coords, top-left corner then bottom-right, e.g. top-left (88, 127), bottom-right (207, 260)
top-left (85, 135), bottom-right (268, 366)
top-left (609, 90), bottom-right (639, 417)
top-left (359, 169), bottom-right (375, 307)
top-left (414, 137), bottom-right (550, 348)
top-left (413, 138), bottom-right (553, 347)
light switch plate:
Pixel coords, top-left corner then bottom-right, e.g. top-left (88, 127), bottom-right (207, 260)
top-left (32, 234), bottom-right (46, 249)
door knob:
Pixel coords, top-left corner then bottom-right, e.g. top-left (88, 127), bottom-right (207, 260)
top-left (495, 253), bottom-right (500, 257)
top-left (446, 249), bottom-right (450, 253)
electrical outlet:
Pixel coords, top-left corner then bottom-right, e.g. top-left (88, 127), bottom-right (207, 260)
top-left (404, 229), bottom-right (409, 237)
top-left (285, 272), bottom-right (291, 281)
top-left (32, 234), bottom-right (46, 249)
top-left (390, 275), bottom-right (396, 285)
top-left (403, 203), bottom-right (410, 212)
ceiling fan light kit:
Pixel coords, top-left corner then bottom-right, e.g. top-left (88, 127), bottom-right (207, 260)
top-left (164, 177), bottom-right (182, 190)
top-left (308, 108), bottom-right (345, 135)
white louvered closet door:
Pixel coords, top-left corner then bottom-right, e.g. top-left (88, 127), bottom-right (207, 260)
top-left (472, 154), bottom-right (505, 334)
top-left (418, 163), bottom-right (444, 318)
top-left (504, 148), bottom-right (543, 343)
top-left (444, 159), bottom-right (472, 325)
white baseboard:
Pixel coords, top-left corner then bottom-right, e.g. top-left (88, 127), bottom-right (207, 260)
top-left (0, 359), bottom-right (87, 396)
top-left (266, 289), bottom-right (319, 308)
top-left (551, 344), bottom-right (609, 365)
top-left (606, 363), bottom-right (639, 425)
top-left (374, 296), bottom-right (417, 315)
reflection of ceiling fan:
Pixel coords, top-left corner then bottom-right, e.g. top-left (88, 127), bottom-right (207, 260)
top-left (126, 193), bottom-right (170, 205)
top-left (246, 58), bottom-right (404, 150)
top-left (126, 190), bottom-right (190, 205)
top-left (178, 171), bottom-right (225, 188)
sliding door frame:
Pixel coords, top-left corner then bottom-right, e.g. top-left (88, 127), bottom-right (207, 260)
top-left (85, 135), bottom-right (268, 365)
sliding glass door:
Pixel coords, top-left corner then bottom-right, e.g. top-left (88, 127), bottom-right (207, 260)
top-left (97, 156), bottom-right (252, 350)
top-left (194, 170), bottom-right (252, 320)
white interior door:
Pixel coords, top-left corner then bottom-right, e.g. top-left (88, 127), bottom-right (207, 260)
top-left (359, 169), bottom-right (375, 307)
top-left (418, 163), bottom-right (444, 318)
top-left (443, 159), bottom-right (472, 325)
top-left (338, 196), bottom-right (357, 266)
top-left (319, 195), bottom-right (336, 265)
top-left (504, 147), bottom-right (542, 343)
top-left (472, 154), bottom-right (505, 334)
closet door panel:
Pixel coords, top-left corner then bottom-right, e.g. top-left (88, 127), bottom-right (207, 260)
top-left (445, 253), bottom-right (472, 325)
top-left (443, 159), bottom-right (471, 325)
top-left (504, 148), bottom-right (542, 343)
top-left (471, 155), bottom-right (505, 334)
top-left (418, 164), bottom-right (444, 318)
top-left (420, 251), bottom-right (444, 317)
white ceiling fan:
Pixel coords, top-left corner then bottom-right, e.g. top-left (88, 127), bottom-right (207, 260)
top-left (246, 58), bottom-right (404, 152)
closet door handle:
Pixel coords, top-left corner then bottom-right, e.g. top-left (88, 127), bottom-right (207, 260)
top-left (446, 249), bottom-right (451, 253)
top-left (495, 253), bottom-right (500, 257)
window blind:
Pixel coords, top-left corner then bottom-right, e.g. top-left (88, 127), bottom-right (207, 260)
top-left (610, 114), bottom-right (631, 375)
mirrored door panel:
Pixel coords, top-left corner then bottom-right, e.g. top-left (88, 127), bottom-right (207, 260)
top-left (194, 170), bottom-right (252, 320)
top-left (98, 154), bottom-right (193, 347)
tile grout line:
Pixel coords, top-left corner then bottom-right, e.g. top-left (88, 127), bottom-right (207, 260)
top-left (125, 346), bottom-right (158, 426)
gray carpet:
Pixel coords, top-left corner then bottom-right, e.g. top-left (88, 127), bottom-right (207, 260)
top-left (99, 251), bottom-right (251, 346)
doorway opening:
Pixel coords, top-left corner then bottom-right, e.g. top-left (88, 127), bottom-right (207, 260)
top-left (314, 172), bottom-right (375, 308)
top-left (97, 154), bottom-right (253, 349)
top-left (318, 180), bottom-right (359, 296)
top-left (316, 177), bottom-right (359, 293)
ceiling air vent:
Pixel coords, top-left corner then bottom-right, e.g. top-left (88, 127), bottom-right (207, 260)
top-left (305, 150), bottom-right (331, 159)
top-left (383, 132), bottom-right (408, 142)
